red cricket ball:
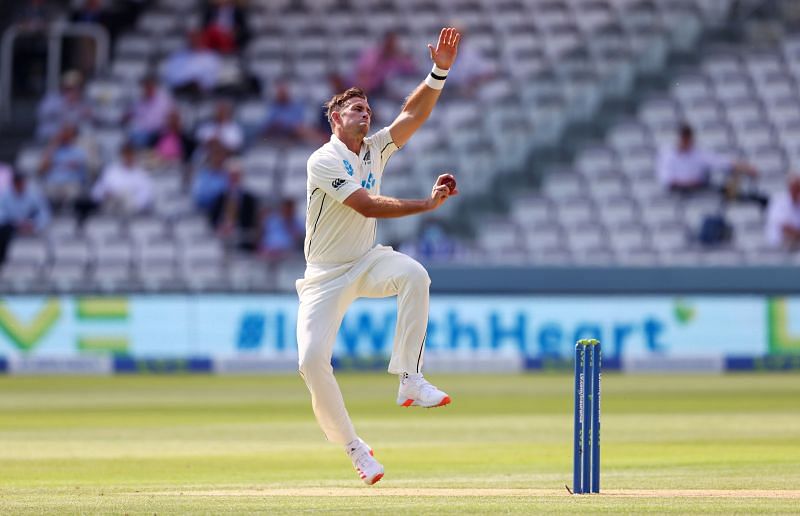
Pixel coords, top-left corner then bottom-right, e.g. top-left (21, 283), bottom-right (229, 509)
top-left (442, 176), bottom-right (456, 193)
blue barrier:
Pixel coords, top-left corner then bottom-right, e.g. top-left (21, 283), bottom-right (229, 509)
top-left (0, 354), bottom-right (796, 375)
top-left (113, 357), bottom-right (213, 374)
top-left (725, 356), bottom-right (800, 371)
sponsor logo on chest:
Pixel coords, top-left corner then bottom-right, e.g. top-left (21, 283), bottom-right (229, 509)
top-left (342, 151), bottom-right (377, 191)
top-left (358, 150), bottom-right (377, 190)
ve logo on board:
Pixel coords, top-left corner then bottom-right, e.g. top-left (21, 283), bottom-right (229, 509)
top-left (0, 299), bottom-right (61, 351)
top-left (0, 298), bottom-right (130, 353)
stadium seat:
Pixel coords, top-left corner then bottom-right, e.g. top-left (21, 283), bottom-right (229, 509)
top-left (83, 218), bottom-right (122, 245)
top-left (128, 217), bottom-right (168, 245)
top-left (6, 237), bottom-right (49, 270)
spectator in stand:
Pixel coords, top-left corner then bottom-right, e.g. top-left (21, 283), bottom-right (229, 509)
top-left (354, 31), bottom-right (417, 96)
top-left (657, 123), bottom-right (767, 207)
top-left (201, 0), bottom-right (249, 54)
top-left (191, 140), bottom-right (229, 211)
top-left (765, 175), bottom-right (800, 250)
top-left (209, 159), bottom-right (259, 251)
top-left (37, 70), bottom-right (93, 141)
top-left (161, 31), bottom-right (222, 97)
top-left (259, 198), bottom-right (304, 261)
top-left (154, 110), bottom-right (195, 164)
top-left (127, 74), bottom-right (175, 149)
top-left (261, 81), bottom-right (317, 143)
top-left (0, 173), bottom-right (51, 266)
top-left (196, 99), bottom-right (244, 153)
top-left (38, 124), bottom-right (90, 209)
top-left (91, 142), bottom-right (154, 214)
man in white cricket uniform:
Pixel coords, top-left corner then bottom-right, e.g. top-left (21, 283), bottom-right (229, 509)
top-left (296, 28), bottom-right (461, 485)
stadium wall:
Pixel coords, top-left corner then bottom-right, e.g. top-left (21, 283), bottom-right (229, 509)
top-left (0, 294), bottom-right (798, 375)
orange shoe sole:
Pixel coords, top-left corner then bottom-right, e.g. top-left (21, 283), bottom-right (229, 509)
top-left (434, 396), bottom-right (452, 407)
top-left (401, 396), bottom-right (451, 408)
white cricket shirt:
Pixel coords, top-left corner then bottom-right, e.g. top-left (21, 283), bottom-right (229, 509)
top-left (304, 127), bottom-right (398, 265)
top-left (656, 146), bottom-right (731, 187)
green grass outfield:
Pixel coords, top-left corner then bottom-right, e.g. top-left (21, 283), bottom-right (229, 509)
top-left (0, 373), bottom-right (799, 514)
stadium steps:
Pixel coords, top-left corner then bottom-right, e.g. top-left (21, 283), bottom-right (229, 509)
top-left (461, 1), bottom-right (791, 262)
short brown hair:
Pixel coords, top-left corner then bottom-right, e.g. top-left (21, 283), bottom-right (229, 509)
top-left (325, 87), bottom-right (368, 129)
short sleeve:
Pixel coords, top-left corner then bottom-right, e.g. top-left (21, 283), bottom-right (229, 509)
top-left (307, 153), bottom-right (363, 203)
top-left (369, 127), bottom-right (399, 165)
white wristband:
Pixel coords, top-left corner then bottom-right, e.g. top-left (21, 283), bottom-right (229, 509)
top-left (424, 64), bottom-right (449, 90)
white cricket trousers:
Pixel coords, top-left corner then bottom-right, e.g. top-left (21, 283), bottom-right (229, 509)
top-left (296, 245), bottom-right (431, 444)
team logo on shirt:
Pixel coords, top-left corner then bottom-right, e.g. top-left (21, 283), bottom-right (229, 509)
top-left (363, 150), bottom-right (371, 165)
top-left (361, 172), bottom-right (376, 190)
top-left (332, 178), bottom-right (346, 190)
top-left (343, 160), bottom-right (354, 176)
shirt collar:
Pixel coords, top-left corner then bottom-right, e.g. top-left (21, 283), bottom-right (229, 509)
top-left (330, 133), bottom-right (363, 160)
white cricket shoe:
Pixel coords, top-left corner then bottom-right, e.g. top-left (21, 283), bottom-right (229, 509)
top-left (397, 373), bottom-right (452, 408)
top-left (346, 438), bottom-right (384, 485)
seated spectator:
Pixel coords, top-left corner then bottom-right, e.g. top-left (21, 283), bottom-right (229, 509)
top-left (161, 31), bottom-right (222, 96)
top-left (37, 70), bottom-right (92, 141)
top-left (91, 143), bottom-right (154, 213)
top-left (354, 31), bottom-right (417, 96)
top-left (127, 74), bottom-right (175, 149)
top-left (0, 173), bottom-right (51, 266)
top-left (191, 140), bottom-right (229, 210)
top-left (765, 176), bottom-right (800, 249)
top-left (657, 123), bottom-right (767, 207)
top-left (201, 0), bottom-right (249, 54)
top-left (154, 110), bottom-right (195, 164)
top-left (209, 160), bottom-right (258, 251)
top-left (38, 124), bottom-right (90, 209)
top-left (259, 198), bottom-right (303, 261)
top-left (196, 99), bottom-right (244, 153)
top-left (261, 81), bottom-right (317, 143)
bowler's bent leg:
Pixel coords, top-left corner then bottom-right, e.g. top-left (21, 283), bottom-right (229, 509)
top-left (359, 251), bottom-right (431, 375)
top-left (297, 286), bottom-right (357, 444)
